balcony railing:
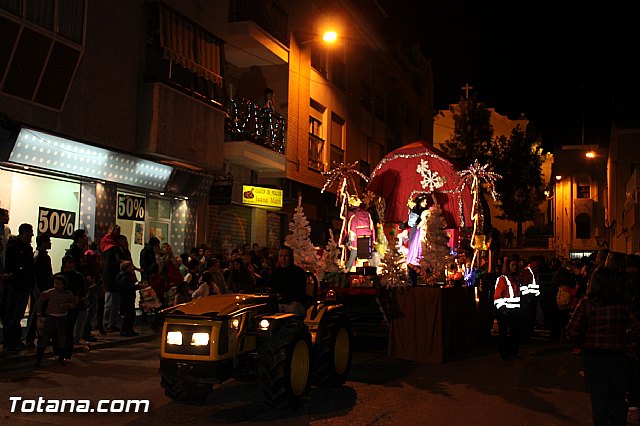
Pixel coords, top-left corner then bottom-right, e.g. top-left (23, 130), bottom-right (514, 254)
top-left (229, 0), bottom-right (289, 47)
top-left (225, 98), bottom-right (286, 154)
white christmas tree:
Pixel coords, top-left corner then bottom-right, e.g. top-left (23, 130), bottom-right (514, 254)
top-left (316, 229), bottom-right (343, 281)
top-left (419, 204), bottom-right (451, 282)
top-left (285, 195), bottom-right (318, 273)
top-left (379, 242), bottom-right (408, 288)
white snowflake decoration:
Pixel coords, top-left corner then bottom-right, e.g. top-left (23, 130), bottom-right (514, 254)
top-left (416, 159), bottom-right (445, 192)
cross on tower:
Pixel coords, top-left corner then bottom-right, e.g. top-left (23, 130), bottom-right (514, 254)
top-left (461, 82), bottom-right (474, 100)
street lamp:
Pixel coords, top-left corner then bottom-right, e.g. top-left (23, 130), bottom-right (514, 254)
top-left (585, 151), bottom-right (596, 159)
top-left (301, 30), bottom-right (339, 46)
top-left (322, 30), bottom-right (338, 44)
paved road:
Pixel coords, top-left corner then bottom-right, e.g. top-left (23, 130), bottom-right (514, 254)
top-left (0, 336), bottom-right (592, 425)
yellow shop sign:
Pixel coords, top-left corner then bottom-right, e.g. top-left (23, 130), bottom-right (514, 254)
top-left (242, 186), bottom-right (283, 208)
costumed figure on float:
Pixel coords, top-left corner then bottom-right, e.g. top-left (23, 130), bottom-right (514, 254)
top-left (320, 161), bottom-right (373, 272)
top-left (341, 195), bottom-right (375, 272)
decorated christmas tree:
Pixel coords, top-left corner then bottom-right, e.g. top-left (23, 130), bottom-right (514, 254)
top-left (316, 229), bottom-right (343, 281)
top-left (285, 195), bottom-right (318, 273)
top-left (379, 242), bottom-right (408, 288)
top-left (420, 204), bottom-right (451, 282)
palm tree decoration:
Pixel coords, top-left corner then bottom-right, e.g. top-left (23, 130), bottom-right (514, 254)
top-left (457, 159), bottom-right (501, 267)
top-left (322, 161), bottom-right (370, 258)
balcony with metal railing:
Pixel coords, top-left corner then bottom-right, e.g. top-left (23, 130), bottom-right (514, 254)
top-left (226, 0), bottom-right (289, 67)
top-left (229, 0), bottom-right (289, 47)
top-left (224, 98), bottom-right (287, 174)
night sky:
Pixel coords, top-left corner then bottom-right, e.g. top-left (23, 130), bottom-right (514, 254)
top-left (385, 1), bottom-right (640, 151)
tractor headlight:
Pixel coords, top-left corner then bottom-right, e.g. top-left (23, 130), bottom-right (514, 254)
top-left (166, 331), bottom-right (183, 345)
top-left (259, 319), bottom-right (271, 331)
top-left (191, 332), bottom-right (210, 346)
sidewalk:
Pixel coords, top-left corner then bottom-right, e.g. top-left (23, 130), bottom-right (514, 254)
top-left (0, 322), bottom-right (158, 372)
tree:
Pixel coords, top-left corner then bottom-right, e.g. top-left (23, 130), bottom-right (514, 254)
top-left (441, 97), bottom-right (494, 168)
top-left (285, 196), bottom-right (318, 273)
top-left (379, 243), bottom-right (408, 288)
top-left (316, 229), bottom-right (343, 282)
top-left (420, 204), bottom-right (451, 282)
top-left (492, 125), bottom-right (546, 248)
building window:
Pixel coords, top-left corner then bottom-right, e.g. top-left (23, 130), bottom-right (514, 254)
top-left (577, 184), bottom-right (590, 199)
top-left (308, 117), bottom-right (324, 171)
top-left (575, 213), bottom-right (591, 239)
top-left (361, 82), bottom-right (371, 110)
top-left (374, 94), bottom-right (385, 121)
top-left (330, 113), bottom-right (344, 148)
top-left (25, 0), bottom-right (55, 30)
top-left (0, 0), bottom-right (21, 15)
top-left (330, 145), bottom-right (344, 168)
top-left (0, 0), bottom-right (86, 110)
top-left (311, 45), bottom-right (327, 77)
top-left (331, 54), bottom-right (345, 90)
top-left (145, 3), bottom-right (225, 108)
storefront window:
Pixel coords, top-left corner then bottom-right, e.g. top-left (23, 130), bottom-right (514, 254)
top-left (147, 197), bottom-right (171, 246)
top-left (0, 169), bottom-right (80, 270)
top-left (147, 198), bottom-right (171, 219)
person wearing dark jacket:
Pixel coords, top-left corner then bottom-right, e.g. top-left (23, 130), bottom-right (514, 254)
top-left (117, 261), bottom-right (140, 337)
top-left (66, 229), bottom-right (88, 275)
top-left (139, 237), bottom-right (160, 281)
top-left (25, 234), bottom-right (53, 348)
top-left (268, 247), bottom-right (307, 316)
top-left (2, 223), bottom-right (35, 351)
top-left (61, 255), bottom-right (87, 359)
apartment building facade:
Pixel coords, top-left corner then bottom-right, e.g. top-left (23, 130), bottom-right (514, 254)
top-left (0, 0), bottom-right (433, 265)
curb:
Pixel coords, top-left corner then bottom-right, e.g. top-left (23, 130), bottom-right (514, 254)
top-left (0, 332), bottom-right (159, 372)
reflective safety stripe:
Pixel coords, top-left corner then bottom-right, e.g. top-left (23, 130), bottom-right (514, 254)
top-left (494, 276), bottom-right (521, 309)
top-left (524, 266), bottom-right (540, 297)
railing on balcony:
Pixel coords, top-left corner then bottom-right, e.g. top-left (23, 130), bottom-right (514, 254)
top-left (225, 98), bottom-right (286, 154)
top-left (229, 0), bottom-right (289, 47)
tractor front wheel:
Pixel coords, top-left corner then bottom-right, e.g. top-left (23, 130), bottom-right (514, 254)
top-left (257, 320), bottom-right (311, 408)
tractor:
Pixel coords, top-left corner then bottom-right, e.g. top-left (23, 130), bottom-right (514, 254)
top-left (158, 291), bottom-right (352, 408)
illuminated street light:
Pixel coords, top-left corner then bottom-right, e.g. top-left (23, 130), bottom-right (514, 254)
top-left (322, 30), bottom-right (338, 43)
top-left (555, 175), bottom-right (562, 181)
top-left (585, 151), bottom-right (596, 158)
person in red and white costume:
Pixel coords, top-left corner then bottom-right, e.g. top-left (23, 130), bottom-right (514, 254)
top-left (494, 254), bottom-right (523, 360)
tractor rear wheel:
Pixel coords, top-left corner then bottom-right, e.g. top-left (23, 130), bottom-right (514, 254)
top-left (312, 314), bottom-right (352, 387)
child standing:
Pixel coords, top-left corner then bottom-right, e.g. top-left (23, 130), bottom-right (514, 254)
top-left (35, 274), bottom-right (78, 366)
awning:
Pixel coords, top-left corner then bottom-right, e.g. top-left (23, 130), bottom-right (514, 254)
top-left (9, 128), bottom-right (173, 192)
top-left (159, 5), bottom-right (222, 84)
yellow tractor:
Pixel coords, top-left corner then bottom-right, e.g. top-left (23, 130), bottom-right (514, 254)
top-left (158, 292), bottom-right (351, 408)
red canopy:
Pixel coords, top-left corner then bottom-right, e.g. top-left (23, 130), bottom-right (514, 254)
top-left (367, 141), bottom-right (472, 228)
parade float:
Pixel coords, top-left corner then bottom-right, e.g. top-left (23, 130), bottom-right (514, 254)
top-left (282, 139), bottom-right (501, 356)
top-left (307, 140), bottom-right (501, 361)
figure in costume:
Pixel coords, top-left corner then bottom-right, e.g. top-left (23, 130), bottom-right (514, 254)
top-left (341, 196), bottom-right (375, 271)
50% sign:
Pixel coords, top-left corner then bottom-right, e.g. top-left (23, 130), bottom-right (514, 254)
top-left (117, 194), bottom-right (145, 221)
top-left (38, 207), bottom-right (76, 239)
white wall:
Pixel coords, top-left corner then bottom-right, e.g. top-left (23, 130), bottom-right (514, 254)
top-left (0, 170), bottom-right (80, 272)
